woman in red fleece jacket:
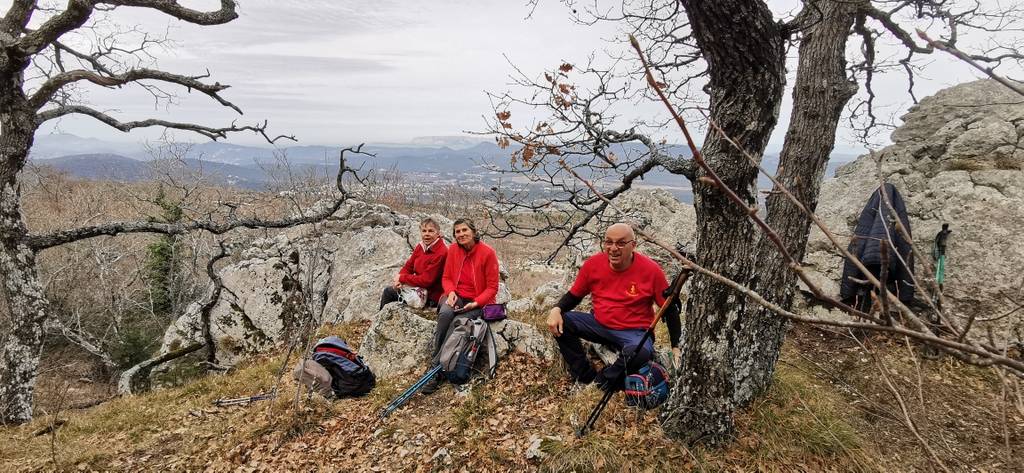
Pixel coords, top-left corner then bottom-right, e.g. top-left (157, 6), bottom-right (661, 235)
top-left (379, 218), bottom-right (447, 310)
top-left (422, 217), bottom-right (500, 394)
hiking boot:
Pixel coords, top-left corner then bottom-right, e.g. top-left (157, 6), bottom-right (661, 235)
top-left (420, 369), bottom-right (442, 395)
top-left (596, 373), bottom-right (623, 394)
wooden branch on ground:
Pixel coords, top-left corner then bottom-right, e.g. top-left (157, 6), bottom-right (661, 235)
top-left (117, 342), bottom-right (204, 395)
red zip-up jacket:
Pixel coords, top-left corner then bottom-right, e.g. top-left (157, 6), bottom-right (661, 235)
top-left (398, 239), bottom-right (447, 303)
top-left (441, 241), bottom-right (499, 306)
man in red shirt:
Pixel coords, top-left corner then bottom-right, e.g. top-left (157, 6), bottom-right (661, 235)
top-left (379, 218), bottom-right (447, 310)
top-left (546, 223), bottom-right (681, 392)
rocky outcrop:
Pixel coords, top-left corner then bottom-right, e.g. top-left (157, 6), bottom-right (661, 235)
top-left (160, 242), bottom-right (332, 366)
top-left (158, 201), bottom-right (451, 364)
top-left (801, 80), bottom-right (1024, 342)
top-left (359, 304), bottom-right (555, 378)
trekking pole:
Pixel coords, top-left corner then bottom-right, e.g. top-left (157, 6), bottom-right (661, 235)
top-left (213, 392), bottom-right (276, 407)
top-left (379, 364), bottom-right (443, 419)
top-left (576, 267), bottom-right (690, 438)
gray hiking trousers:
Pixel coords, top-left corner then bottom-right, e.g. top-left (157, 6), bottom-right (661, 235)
top-left (432, 296), bottom-right (483, 364)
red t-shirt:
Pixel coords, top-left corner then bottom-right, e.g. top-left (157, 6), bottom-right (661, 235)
top-left (569, 252), bottom-right (669, 330)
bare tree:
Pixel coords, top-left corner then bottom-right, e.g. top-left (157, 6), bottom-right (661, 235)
top-left (0, 1), bottom-right (369, 424)
top-left (492, 0), bottom-right (1024, 445)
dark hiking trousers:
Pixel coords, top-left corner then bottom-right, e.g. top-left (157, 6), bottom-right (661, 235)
top-left (431, 296), bottom-right (483, 363)
top-left (379, 286), bottom-right (400, 310)
top-left (556, 311), bottom-right (653, 387)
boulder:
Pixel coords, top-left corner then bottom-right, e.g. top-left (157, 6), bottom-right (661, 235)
top-left (359, 304), bottom-right (437, 378)
top-left (802, 79), bottom-right (1024, 343)
top-left (160, 243), bottom-right (332, 366)
top-left (360, 304), bottom-right (556, 378)
top-left (323, 227), bottom-right (412, 323)
top-left (159, 200), bottom-right (411, 363)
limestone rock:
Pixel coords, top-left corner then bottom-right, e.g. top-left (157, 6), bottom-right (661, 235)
top-left (159, 244), bottom-right (331, 366)
top-left (360, 304), bottom-right (555, 378)
top-left (359, 304), bottom-right (436, 378)
top-left (506, 280), bottom-right (567, 315)
top-left (804, 79), bottom-right (1024, 342)
top-left (323, 227), bottom-right (412, 323)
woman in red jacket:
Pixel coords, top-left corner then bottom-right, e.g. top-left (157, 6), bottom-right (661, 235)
top-left (422, 217), bottom-right (500, 394)
top-left (379, 218), bottom-right (447, 310)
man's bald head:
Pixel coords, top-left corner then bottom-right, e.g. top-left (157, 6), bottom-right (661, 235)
top-left (603, 223), bottom-right (637, 271)
top-left (605, 223), bottom-right (635, 241)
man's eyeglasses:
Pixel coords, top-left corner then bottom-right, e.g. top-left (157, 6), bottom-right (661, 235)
top-left (602, 239), bottom-right (635, 249)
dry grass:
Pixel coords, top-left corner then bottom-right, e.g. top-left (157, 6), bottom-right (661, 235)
top-left (3, 328), bottom-right (899, 473)
top-left (994, 155), bottom-right (1023, 170)
top-left (944, 158), bottom-right (987, 172)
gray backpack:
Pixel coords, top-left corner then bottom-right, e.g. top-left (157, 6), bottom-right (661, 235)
top-left (438, 317), bottom-right (497, 384)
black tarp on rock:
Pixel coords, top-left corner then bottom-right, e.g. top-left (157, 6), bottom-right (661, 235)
top-left (839, 183), bottom-right (915, 305)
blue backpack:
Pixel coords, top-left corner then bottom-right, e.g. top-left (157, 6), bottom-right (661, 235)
top-left (311, 337), bottom-right (376, 398)
top-left (624, 361), bottom-right (670, 410)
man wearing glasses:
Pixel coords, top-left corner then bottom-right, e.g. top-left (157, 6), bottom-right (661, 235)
top-left (546, 223), bottom-right (681, 392)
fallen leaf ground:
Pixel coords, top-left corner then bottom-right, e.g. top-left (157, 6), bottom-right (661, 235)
top-left (2, 324), bottom-right (1021, 472)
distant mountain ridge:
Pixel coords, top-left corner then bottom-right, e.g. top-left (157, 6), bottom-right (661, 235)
top-left (31, 153), bottom-right (271, 189)
top-left (29, 134), bottom-right (859, 198)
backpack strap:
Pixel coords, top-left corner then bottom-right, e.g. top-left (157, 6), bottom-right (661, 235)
top-left (314, 345), bottom-right (359, 363)
top-left (484, 322), bottom-right (498, 378)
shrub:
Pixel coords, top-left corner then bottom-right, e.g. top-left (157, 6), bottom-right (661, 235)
top-left (944, 159), bottom-right (986, 172)
top-left (994, 155), bottom-right (1022, 170)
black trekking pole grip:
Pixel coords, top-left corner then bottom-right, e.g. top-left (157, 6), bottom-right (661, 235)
top-left (576, 267), bottom-right (691, 438)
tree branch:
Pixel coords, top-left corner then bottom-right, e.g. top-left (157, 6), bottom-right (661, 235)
top-left (26, 145), bottom-right (364, 250)
top-left (27, 196), bottom-right (344, 251)
top-left (102, 0), bottom-right (238, 26)
top-left (1, 0), bottom-right (36, 37)
top-left (35, 105), bottom-right (294, 143)
top-left (862, 4), bottom-right (933, 54)
top-left (29, 67), bottom-right (239, 113)
top-left (917, 29), bottom-right (1024, 97)
top-left (200, 241), bottom-right (230, 366)
top-left (15, 0), bottom-right (238, 57)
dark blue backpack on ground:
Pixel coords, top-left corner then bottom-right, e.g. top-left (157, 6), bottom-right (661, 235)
top-left (624, 361), bottom-right (670, 410)
top-left (311, 336), bottom-right (376, 398)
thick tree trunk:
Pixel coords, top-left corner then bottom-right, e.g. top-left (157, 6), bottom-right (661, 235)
top-left (661, 0), bottom-right (862, 446)
top-left (0, 47), bottom-right (48, 422)
top-left (0, 123), bottom-right (47, 425)
top-left (661, 0), bottom-right (786, 445)
top-left (733, 0), bottom-right (861, 405)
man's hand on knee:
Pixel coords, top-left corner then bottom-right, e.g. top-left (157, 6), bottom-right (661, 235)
top-left (546, 308), bottom-right (563, 337)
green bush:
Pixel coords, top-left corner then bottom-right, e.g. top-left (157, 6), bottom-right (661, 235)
top-left (144, 187), bottom-right (184, 315)
top-left (108, 318), bottom-right (165, 368)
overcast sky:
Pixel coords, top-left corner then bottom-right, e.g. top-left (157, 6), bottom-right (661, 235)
top-left (19, 1), bottom-right (1013, 151)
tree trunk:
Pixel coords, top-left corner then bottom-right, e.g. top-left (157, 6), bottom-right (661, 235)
top-left (661, 0), bottom-right (787, 445)
top-left (732, 0), bottom-right (861, 405)
top-left (661, 0), bottom-right (862, 446)
top-left (0, 120), bottom-right (47, 424)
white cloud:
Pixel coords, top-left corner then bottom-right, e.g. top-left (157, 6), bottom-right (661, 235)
top-left (17, 0), bottom-right (1018, 151)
